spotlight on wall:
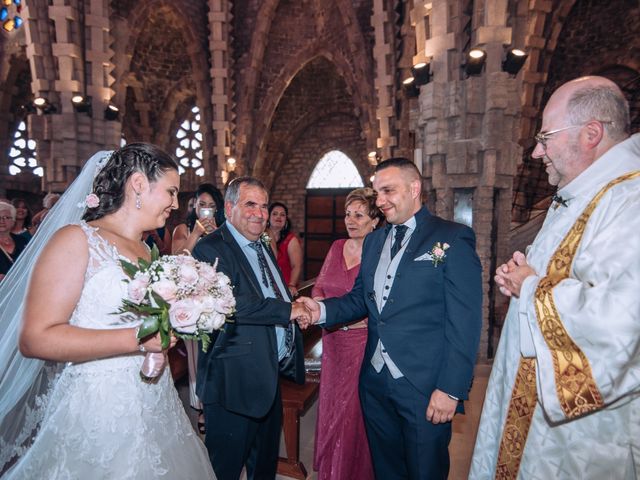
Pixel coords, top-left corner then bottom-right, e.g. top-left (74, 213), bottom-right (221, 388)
top-left (104, 104), bottom-right (119, 121)
top-left (411, 62), bottom-right (431, 86)
top-left (402, 76), bottom-right (420, 98)
top-left (71, 94), bottom-right (92, 114)
top-left (227, 157), bottom-right (236, 171)
top-left (32, 96), bottom-right (57, 114)
top-left (464, 48), bottom-right (487, 76)
top-left (367, 150), bottom-right (380, 165)
top-left (502, 48), bottom-right (528, 75)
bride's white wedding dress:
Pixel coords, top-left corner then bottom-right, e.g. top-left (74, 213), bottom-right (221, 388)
top-left (4, 222), bottom-right (215, 479)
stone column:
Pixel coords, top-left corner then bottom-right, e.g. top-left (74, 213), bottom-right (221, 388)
top-left (24, 0), bottom-right (120, 192)
top-left (208, 0), bottom-right (233, 187)
top-left (371, 0), bottom-right (398, 160)
top-left (412, 0), bottom-right (523, 362)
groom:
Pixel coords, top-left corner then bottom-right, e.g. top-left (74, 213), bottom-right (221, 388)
top-left (298, 158), bottom-right (482, 479)
top-left (192, 176), bottom-right (307, 480)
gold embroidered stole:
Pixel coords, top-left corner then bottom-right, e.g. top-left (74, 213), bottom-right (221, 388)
top-left (495, 170), bottom-right (640, 479)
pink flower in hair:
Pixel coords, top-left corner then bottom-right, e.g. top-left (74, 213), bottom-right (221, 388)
top-left (85, 193), bottom-right (100, 208)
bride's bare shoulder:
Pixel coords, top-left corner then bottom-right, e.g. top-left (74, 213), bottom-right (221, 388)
top-left (39, 224), bottom-right (90, 258)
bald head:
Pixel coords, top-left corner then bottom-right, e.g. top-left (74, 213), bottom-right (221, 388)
top-left (533, 76), bottom-right (631, 189)
top-left (546, 76), bottom-right (630, 141)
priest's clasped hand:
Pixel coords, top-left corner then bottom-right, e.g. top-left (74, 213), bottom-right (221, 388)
top-left (494, 250), bottom-right (537, 298)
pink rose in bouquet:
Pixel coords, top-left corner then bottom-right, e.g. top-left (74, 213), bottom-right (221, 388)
top-left (177, 264), bottom-right (199, 287)
top-left (128, 274), bottom-right (150, 304)
top-left (169, 298), bottom-right (200, 334)
top-left (151, 278), bottom-right (178, 302)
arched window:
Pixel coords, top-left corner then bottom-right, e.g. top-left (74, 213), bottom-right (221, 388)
top-left (306, 150), bottom-right (363, 188)
top-left (174, 106), bottom-right (204, 176)
top-left (8, 121), bottom-right (41, 177)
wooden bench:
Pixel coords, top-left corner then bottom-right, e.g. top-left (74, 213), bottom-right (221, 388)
top-left (277, 319), bottom-right (323, 479)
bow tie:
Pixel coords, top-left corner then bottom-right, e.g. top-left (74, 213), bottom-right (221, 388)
top-left (551, 193), bottom-right (568, 208)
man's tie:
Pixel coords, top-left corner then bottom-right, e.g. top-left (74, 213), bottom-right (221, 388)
top-left (248, 241), bottom-right (294, 357)
top-left (390, 225), bottom-right (408, 259)
top-left (249, 241), bottom-right (281, 297)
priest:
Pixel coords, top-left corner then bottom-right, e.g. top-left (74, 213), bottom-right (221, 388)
top-left (470, 76), bottom-right (640, 479)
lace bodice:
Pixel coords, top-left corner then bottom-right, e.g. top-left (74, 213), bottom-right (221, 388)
top-left (72, 222), bottom-right (137, 330)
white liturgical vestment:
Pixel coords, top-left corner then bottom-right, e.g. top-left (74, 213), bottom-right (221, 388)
top-left (470, 134), bottom-right (640, 480)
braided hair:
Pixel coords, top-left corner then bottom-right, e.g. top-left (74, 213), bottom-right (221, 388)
top-left (82, 143), bottom-right (178, 222)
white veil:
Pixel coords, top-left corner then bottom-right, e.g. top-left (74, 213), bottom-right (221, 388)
top-left (0, 150), bottom-right (113, 472)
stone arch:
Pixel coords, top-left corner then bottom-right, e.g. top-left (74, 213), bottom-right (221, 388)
top-left (260, 107), bottom-right (369, 191)
top-left (114, 0), bottom-right (213, 155)
top-left (235, 0), bottom-right (375, 166)
top-left (516, 0), bottom-right (579, 148)
top-left (251, 49), bottom-right (370, 176)
top-left (269, 111), bottom-right (368, 235)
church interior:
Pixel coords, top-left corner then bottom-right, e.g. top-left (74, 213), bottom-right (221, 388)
top-left (1, 0), bottom-right (639, 477)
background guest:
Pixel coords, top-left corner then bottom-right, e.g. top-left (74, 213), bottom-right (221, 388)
top-left (10, 198), bottom-right (32, 240)
top-left (30, 192), bottom-right (60, 234)
top-left (171, 182), bottom-right (224, 433)
top-left (267, 202), bottom-right (303, 296)
top-left (172, 183), bottom-right (224, 255)
top-left (0, 201), bottom-right (29, 281)
top-left (312, 187), bottom-right (381, 480)
top-left (143, 227), bottom-right (172, 255)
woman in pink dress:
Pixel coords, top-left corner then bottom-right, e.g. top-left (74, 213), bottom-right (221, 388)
top-left (313, 187), bottom-right (382, 480)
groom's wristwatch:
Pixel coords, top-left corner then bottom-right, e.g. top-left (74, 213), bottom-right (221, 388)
top-left (447, 393), bottom-right (459, 401)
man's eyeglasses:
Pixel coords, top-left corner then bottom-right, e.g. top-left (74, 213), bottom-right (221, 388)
top-left (534, 121), bottom-right (614, 149)
top-left (0, 216), bottom-right (14, 221)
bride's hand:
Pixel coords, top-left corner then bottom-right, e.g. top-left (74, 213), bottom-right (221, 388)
top-left (137, 332), bottom-right (178, 353)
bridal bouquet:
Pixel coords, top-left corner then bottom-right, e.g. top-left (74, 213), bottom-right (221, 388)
top-left (118, 247), bottom-right (235, 381)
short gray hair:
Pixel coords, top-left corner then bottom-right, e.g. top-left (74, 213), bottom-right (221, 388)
top-left (224, 176), bottom-right (268, 206)
top-left (43, 192), bottom-right (60, 209)
top-left (566, 85), bottom-right (630, 140)
top-left (0, 201), bottom-right (16, 220)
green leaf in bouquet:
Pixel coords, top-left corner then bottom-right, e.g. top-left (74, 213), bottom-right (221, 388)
top-left (150, 290), bottom-right (171, 310)
top-left (150, 244), bottom-right (160, 262)
top-left (159, 327), bottom-right (171, 350)
top-left (137, 257), bottom-right (151, 270)
top-left (120, 300), bottom-right (163, 316)
top-left (200, 332), bottom-right (211, 353)
top-left (120, 259), bottom-right (140, 279)
top-left (160, 306), bottom-right (170, 332)
top-left (138, 315), bottom-right (160, 339)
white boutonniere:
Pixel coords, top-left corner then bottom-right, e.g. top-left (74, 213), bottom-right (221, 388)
top-left (430, 242), bottom-right (450, 267)
top-left (260, 232), bottom-right (272, 248)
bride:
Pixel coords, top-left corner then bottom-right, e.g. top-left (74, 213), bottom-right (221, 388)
top-left (0, 143), bottom-right (216, 479)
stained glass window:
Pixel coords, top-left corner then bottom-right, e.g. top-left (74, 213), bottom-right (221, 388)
top-left (306, 150), bottom-right (363, 188)
top-left (8, 121), bottom-right (41, 177)
top-left (174, 106), bottom-right (204, 176)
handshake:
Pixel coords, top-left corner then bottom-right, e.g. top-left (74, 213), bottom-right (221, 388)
top-left (289, 297), bottom-right (322, 329)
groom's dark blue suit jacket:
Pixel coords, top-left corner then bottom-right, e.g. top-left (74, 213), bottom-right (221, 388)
top-left (324, 206), bottom-right (482, 402)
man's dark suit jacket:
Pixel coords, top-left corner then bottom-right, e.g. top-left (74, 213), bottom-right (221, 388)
top-left (192, 223), bottom-right (304, 419)
top-left (324, 206), bottom-right (482, 402)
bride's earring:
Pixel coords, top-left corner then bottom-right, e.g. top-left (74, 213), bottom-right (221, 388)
top-left (135, 192), bottom-right (142, 210)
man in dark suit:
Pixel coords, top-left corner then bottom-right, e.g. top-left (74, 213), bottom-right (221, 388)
top-left (298, 158), bottom-right (482, 479)
top-left (192, 176), bottom-right (308, 480)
